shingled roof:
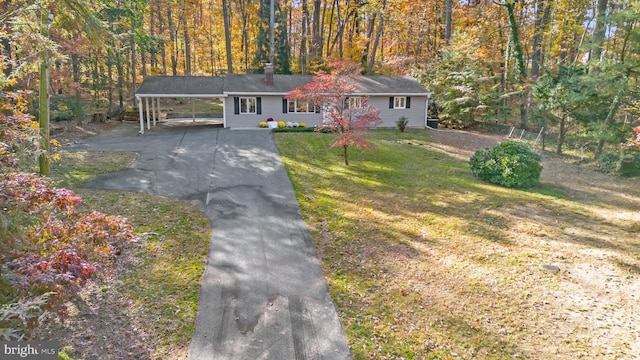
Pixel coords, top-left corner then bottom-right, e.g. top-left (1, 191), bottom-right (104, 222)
top-left (135, 76), bottom-right (225, 97)
top-left (135, 74), bottom-right (430, 97)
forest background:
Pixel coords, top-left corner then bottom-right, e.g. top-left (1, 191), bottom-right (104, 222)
top-left (1, 0), bottom-right (640, 157)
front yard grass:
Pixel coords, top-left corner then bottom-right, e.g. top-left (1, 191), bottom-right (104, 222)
top-left (274, 129), bottom-right (640, 359)
top-left (40, 151), bottom-right (210, 359)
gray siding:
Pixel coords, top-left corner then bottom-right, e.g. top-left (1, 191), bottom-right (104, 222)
top-left (225, 95), bottom-right (428, 129)
top-left (225, 95), bottom-right (323, 128)
top-left (370, 96), bottom-right (428, 128)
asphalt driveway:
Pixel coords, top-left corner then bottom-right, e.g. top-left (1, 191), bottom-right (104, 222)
top-left (67, 123), bottom-right (351, 359)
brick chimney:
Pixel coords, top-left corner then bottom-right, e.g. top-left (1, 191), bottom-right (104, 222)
top-left (265, 63), bottom-right (274, 86)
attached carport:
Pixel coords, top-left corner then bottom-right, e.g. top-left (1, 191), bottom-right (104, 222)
top-left (135, 76), bottom-right (226, 134)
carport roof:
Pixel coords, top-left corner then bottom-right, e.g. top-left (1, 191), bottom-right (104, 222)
top-left (135, 76), bottom-right (225, 97)
top-left (135, 74), bottom-right (430, 97)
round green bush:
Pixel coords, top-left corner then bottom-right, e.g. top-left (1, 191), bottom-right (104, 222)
top-left (469, 141), bottom-right (543, 188)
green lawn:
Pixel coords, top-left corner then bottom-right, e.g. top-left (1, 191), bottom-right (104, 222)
top-left (274, 129), bottom-right (640, 359)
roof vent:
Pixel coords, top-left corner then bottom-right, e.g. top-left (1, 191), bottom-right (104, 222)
top-left (265, 63), bottom-right (274, 86)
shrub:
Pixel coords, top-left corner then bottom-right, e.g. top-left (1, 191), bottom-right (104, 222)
top-left (315, 124), bottom-right (337, 133)
top-left (469, 141), bottom-right (543, 188)
top-left (272, 127), bottom-right (315, 133)
top-left (396, 116), bottom-right (409, 132)
top-left (596, 151), bottom-right (620, 174)
top-left (299, 122), bottom-right (306, 127)
top-left (0, 173), bottom-right (134, 336)
top-left (616, 153), bottom-right (640, 177)
top-left (277, 121), bottom-right (286, 128)
top-left (258, 121), bottom-right (267, 128)
top-left (0, 292), bottom-right (54, 340)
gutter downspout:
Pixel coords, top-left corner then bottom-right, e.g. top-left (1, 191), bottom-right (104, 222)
top-left (424, 94), bottom-right (430, 128)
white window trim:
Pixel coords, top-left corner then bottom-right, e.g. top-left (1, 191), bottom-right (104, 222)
top-left (394, 96), bottom-right (406, 109)
top-left (240, 97), bottom-right (257, 114)
top-left (349, 96), bottom-right (363, 109)
top-left (288, 99), bottom-right (316, 114)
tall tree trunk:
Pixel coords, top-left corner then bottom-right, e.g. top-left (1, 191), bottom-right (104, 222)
top-left (326, 0), bottom-right (336, 57)
top-left (1, 0), bottom-right (12, 77)
top-left (239, 0), bottom-right (249, 72)
top-left (445, 0), bottom-right (453, 44)
top-left (503, 0), bottom-right (526, 80)
top-left (150, 8), bottom-right (157, 69)
top-left (319, 0), bottom-right (327, 57)
top-left (105, 50), bottom-right (113, 114)
top-left (300, 0), bottom-right (309, 74)
top-left (130, 30), bottom-right (137, 106)
top-left (502, 0), bottom-right (527, 127)
top-left (530, 0), bottom-right (550, 80)
top-left (332, 0), bottom-right (346, 58)
top-left (71, 53), bottom-right (81, 99)
top-left (221, 0), bottom-right (233, 74)
top-left (168, 6), bottom-right (177, 76)
top-left (361, 12), bottom-right (377, 70)
top-left (158, 6), bottom-right (167, 75)
top-left (619, 20), bottom-right (637, 64)
top-left (589, 0), bottom-right (609, 64)
top-left (590, 0), bottom-right (611, 157)
top-left (311, 0), bottom-right (322, 58)
top-left (141, 51), bottom-right (147, 77)
top-left (38, 8), bottom-right (50, 176)
top-left (367, 0), bottom-right (387, 75)
top-left (183, 14), bottom-right (191, 75)
top-left (557, 113), bottom-right (566, 155)
top-left (594, 89), bottom-right (622, 159)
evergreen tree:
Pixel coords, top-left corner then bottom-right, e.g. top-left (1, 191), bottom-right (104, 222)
top-left (251, 0), bottom-right (271, 72)
top-left (274, 6), bottom-right (291, 74)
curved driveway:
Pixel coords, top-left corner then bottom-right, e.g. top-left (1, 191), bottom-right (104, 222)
top-left (67, 123), bottom-right (351, 360)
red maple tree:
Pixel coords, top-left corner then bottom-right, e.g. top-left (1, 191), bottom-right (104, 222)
top-left (287, 61), bottom-right (382, 165)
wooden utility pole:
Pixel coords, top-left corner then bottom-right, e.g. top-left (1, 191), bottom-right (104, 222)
top-left (39, 9), bottom-right (51, 176)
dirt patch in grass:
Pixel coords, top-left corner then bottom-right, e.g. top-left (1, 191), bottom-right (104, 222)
top-left (51, 120), bottom-right (122, 146)
top-left (417, 129), bottom-right (639, 359)
top-left (276, 128), bottom-right (640, 359)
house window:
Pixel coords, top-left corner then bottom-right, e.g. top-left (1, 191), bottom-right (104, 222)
top-left (349, 97), bottom-right (362, 108)
top-left (288, 99), bottom-right (316, 114)
top-left (389, 96), bottom-right (411, 109)
top-left (240, 97), bottom-right (257, 114)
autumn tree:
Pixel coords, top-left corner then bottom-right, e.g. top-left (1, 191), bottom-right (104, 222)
top-left (0, 78), bottom-right (134, 341)
top-left (417, 35), bottom-right (503, 128)
top-left (287, 61), bottom-right (381, 165)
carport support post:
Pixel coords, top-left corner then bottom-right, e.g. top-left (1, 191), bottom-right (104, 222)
top-left (151, 96), bottom-right (156, 126)
top-left (156, 98), bottom-right (161, 122)
top-left (145, 97), bottom-right (151, 130)
top-left (137, 97), bottom-right (144, 134)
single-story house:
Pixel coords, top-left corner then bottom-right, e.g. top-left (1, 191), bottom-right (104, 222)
top-left (134, 64), bottom-right (433, 134)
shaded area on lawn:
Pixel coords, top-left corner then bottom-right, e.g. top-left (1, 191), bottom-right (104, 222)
top-left (275, 128), bottom-right (640, 359)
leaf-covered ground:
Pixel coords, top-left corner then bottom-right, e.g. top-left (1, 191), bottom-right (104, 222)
top-left (32, 123), bottom-right (211, 360)
top-left (275, 128), bottom-right (640, 360)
